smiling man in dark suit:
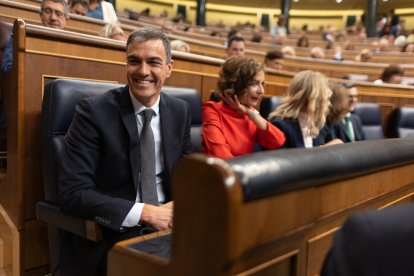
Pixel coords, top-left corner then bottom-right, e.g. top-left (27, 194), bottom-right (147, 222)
top-left (58, 27), bottom-right (191, 275)
top-left (334, 83), bottom-right (366, 142)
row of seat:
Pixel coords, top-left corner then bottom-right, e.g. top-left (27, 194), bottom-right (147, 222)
top-left (259, 96), bottom-right (414, 139)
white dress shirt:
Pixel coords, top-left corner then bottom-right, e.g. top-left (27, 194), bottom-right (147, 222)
top-left (298, 112), bottom-right (313, 148)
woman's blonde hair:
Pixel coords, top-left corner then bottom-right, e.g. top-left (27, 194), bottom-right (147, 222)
top-left (217, 56), bottom-right (264, 99)
top-left (269, 70), bottom-right (332, 137)
top-left (99, 23), bottom-right (122, 39)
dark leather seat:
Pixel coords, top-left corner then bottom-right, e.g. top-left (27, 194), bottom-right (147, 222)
top-left (162, 87), bottom-right (202, 152)
top-left (388, 107), bottom-right (414, 138)
top-left (259, 96), bottom-right (283, 120)
top-left (353, 102), bottom-right (384, 140)
top-left (37, 78), bottom-right (201, 272)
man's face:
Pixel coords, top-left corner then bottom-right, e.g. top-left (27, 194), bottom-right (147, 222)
top-left (226, 41), bottom-right (245, 57)
top-left (40, 1), bottom-right (68, 29)
top-left (70, 3), bottom-right (88, 16)
top-left (348, 87), bottom-right (358, 112)
top-left (126, 39), bottom-right (173, 107)
top-left (265, 58), bottom-right (283, 70)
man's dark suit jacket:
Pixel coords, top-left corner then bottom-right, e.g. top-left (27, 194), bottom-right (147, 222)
top-left (321, 204), bottom-right (414, 276)
top-left (334, 113), bottom-right (366, 142)
top-left (271, 117), bottom-right (334, 148)
top-left (58, 85), bottom-right (191, 275)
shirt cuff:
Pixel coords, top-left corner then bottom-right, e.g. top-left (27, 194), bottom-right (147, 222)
top-left (122, 202), bottom-right (144, 227)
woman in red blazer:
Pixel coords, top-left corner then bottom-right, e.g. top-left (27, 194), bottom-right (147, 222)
top-left (202, 56), bottom-right (285, 158)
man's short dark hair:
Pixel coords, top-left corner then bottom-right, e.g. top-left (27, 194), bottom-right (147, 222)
top-left (265, 50), bottom-right (284, 61)
top-left (227, 36), bottom-right (245, 49)
top-left (70, 0), bottom-right (89, 9)
top-left (127, 27), bottom-right (172, 64)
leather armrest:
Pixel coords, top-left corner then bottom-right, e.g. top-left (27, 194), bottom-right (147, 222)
top-left (36, 201), bottom-right (102, 241)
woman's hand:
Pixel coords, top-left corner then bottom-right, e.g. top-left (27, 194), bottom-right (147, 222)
top-left (223, 94), bottom-right (250, 114)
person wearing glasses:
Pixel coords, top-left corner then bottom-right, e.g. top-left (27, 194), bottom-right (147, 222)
top-left (1, 0), bottom-right (69, 74)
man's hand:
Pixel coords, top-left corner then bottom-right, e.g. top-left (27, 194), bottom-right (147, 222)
top-left (140, 201), bottom-right (174, 230)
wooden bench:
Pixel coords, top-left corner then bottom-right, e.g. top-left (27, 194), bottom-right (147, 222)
top-left (1, 18), bottom-right (414, 275)
top-left (108, 138), bottom-right (414, 275)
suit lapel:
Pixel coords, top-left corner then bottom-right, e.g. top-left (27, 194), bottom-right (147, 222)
top-left (119, 86), bottom-right (140, 192)
top-left (339, 121), bottom-right (352, 142)
top-left (159, 93), bottom-right (173, 176)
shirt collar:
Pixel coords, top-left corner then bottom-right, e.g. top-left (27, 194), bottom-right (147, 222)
top-left (129, 90), bottom-right (160, 116)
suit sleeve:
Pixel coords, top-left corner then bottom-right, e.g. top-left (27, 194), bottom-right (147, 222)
top-left (321, 214), bottom-right (377, 276)
top-left (202, 103), bottom-right (234, 159)
top-left (183, 102), bottom-right (192, 156)
top-left (58, 98), bottom-right (134, 232)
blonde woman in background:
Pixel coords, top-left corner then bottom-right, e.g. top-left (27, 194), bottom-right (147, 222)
top-left (269, 70), bottom-right (342, 148)
top-left (99, 23), bottom-right (127, 41)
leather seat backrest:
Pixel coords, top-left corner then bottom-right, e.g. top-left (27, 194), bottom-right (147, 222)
top-left (388, 107), bottom-right (414, 138)
top-left (41, 79), bottom-right (124, 202)
top-left (161, 86), bottom-right (202, 153)
top-left (354, 102), bottom-right (384, 140)
top-left (260, 96), bottom-right (283, 120)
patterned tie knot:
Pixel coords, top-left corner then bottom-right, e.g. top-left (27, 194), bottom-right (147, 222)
top-left (142, 108), bottom-right (154, 123)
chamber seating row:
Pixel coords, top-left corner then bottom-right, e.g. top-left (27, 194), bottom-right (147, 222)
top-left (2, 19), bottom-right (414, 274)
top-left (260, 96), bottom-right (414, 140)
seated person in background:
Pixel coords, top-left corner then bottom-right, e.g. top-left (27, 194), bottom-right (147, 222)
top-left (321, 204), bottom-right (414, 276)
top-left (161, 22), bottom-right (175, 34)
top-left (270, 15), bottom-right (287, 44)
top-left (58, 27), bottom-right (191, 275)
top-left (335, 83), bottom-right (365, 142)
top-left (86, 0), bottom-right (118, 24)
top-left (269, 70), bottom-right (342, 148)
top-left (226, 36), bottom-right (246, 57)
top-left (333, 46), bottom-right (343, 61)
top-left (310, 47), bottom-right (325, 59)
top-left (281, 45), bottom-right (296, 57)
top-left (323, 81), bottom-right (350, 143)
top-left (170, 39), bottom-right (190, 53)
top-left (251, 29), bottom-right (263, 43)
top-left (374, 64), bottom-right (405, 85)
top-left (98, 23), bottom-right (127, 41)
top-left (69, 0), bottom-right (89, 16)
top-left (264, 50), bottom-right (284, 70)
top-left (202, 56), bottom-right (285, 159)
top-left (1, 0), bottom-right (69, 75)
top-left (402, 42), bottom-right (414, 52)
top-left (297, 35), bottom-right (309, 47)
top-left (355, 49), bottom-right (372, 62)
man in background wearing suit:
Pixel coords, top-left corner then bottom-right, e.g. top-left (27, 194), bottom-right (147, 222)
top-left (58, 27), bottom-right (191, 275)
top-left (335, 83), bottom-right (366, 142)
top-left (321, 204), bottom-right (414, 276)
top-left (1, 0), bottom-right (69, 74)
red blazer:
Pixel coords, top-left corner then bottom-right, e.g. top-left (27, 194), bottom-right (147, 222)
top-left (202, 101), bottom-right (285, 158)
